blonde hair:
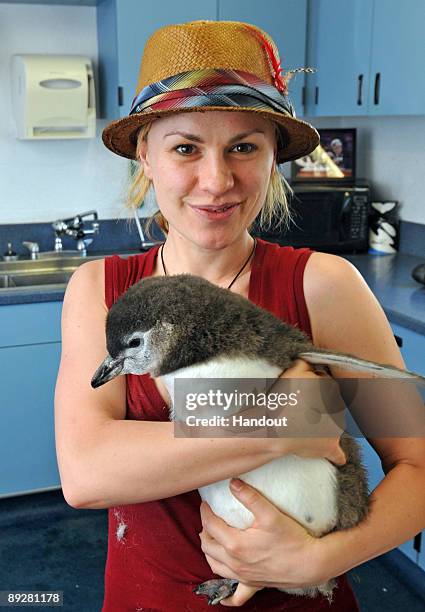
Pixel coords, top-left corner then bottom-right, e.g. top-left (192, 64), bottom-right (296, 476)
top-left (127, 120), bottom-right (293, 238)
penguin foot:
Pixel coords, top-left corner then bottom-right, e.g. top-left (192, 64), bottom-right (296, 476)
top-left (193, 578), bottom-right (238, 605)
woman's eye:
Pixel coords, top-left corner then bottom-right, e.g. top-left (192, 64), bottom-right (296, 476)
top-left (174, 144), bottom-right (196, 155)
top-left (231, 143), bottom-right (257, 153)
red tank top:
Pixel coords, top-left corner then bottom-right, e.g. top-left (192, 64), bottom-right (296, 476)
top-left (102, 239), bottom-right (359, 611)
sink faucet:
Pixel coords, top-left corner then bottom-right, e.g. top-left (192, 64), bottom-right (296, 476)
top-left (52, 210), bottom-right (100, 256)
top-left (22, 241), bottom-right (40, 260)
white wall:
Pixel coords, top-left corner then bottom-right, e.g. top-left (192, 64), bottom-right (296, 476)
top-left (0, 3), bottom-right (424, 225)
top-left (0, 2), bottom-right (136, 224)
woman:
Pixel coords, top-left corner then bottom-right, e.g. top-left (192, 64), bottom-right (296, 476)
top-left (55, 20), bottom-right (425, 611)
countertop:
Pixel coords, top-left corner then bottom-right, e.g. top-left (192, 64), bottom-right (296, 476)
top-left (344, 253), bottom-right (425, 335)
top-left (1, 249), bottom-right (424, 335)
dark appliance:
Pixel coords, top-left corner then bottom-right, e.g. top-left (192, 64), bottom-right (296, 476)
top-left (412, 263), bottom-right (425, 286)
top-left (252, 181), bottom-right (370, 254)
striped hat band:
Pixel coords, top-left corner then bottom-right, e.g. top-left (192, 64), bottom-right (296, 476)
top-left (129, 69), bottom-right (295, 118)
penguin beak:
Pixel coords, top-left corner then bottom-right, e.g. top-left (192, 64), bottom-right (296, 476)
top-left (91, 355), bottom-right (124, 388)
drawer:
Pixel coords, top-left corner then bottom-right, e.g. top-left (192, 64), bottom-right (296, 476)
top-left (0, 302), bottom-right (63, 346)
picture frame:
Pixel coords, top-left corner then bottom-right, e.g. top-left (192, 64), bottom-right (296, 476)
top-left (291, 128), bottom-right (356, 183)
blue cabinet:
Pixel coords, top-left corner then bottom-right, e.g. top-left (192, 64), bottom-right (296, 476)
top-left (0, 302), bottom-right (63, 497)
top-left (218, 0), bottom-right (307, 114)
top-left (306, 0), bottom-right (373, 116)
top-left (97, 0), bottom-right (218, 119)
top-left (306, 0), bottom-right (425, 117)
top-left (0, 302), bottom-right (62, 346)
top-left (359, 322), bottom-right (425, 569)
top-left (368, 0), bottom-right (425, 116)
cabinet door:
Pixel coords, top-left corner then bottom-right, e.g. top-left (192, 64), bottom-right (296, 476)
top-left (306, 0), bottom-right (373, 116)
top-left (98, 0), bottom-right (218, 119)
top-left (389, 323), bottom-right (425, 568)
top-left (0, 302), bottom-right (62, 346)
top-left (0, 343), bottom-right (61, 497)
top-left (368, 0), bottom-right (425, 116)
top-left (218, 0), bottom-right (307, 114)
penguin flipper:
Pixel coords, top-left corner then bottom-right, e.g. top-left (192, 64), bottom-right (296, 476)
top-left (298, 351), bottom-right (425, 386)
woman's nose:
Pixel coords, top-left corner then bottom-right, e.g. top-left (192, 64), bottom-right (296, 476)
top-left (198, 153), bottom-right (234, 195)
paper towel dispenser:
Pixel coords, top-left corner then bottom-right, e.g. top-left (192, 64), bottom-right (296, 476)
top-left (11, 55), bottom-right (96, 139)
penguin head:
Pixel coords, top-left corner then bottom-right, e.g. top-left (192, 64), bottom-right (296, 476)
top-left (91, 274), bottom-right (273, 388)
top-left (91, 317), bottom-right (175, 388)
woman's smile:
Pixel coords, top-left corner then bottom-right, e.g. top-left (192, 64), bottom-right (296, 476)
top-left (188, 201), bottom-right (242, 221)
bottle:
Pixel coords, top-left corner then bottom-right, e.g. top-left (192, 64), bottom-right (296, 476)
top-left (3, 242), bottom-right (18, 262)
top-left (368, 201), bottom-right (399, 255)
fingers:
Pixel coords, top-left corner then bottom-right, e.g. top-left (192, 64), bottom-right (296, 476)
top-left (203, 550), bottom-right (236, 579)
top-left (202, 548), bottom-right (263, 590)
top-left (228, 479), bottom-right (279, 527)
top-left (200, 501), bottom-right (242, 543)
top-left (279, 358), bottom-right (315, 378)
top-left (199, 527), bottom-right (235, 567)
top-left (220, 582), bottom-right (263, 607)
top-left (201, 535), bottom-right (260, 586)
top-left (326, 439), bottom-right (347, 466)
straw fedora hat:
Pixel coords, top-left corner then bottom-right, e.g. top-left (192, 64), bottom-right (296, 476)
top-left (102, 20), bottom-right (319, 163)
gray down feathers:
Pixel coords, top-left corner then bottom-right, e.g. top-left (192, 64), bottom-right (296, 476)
top-left (106, 273), bottom-right (314, 376)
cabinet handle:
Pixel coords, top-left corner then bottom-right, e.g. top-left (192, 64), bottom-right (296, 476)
top-left (302, 86), bottom-right (306, 107)
top-left (414, 532), bottom-right (422, 554)
top-left (394, 334), bottom-right (403, 348)
top-left (374, 73), bottom-right (381, 105)
top-left (118, 86), bottom-right (124, 107)
top-left (357, 74), bottom-right (363, 105)
top-left (315, 86), bottom-right (319, 105)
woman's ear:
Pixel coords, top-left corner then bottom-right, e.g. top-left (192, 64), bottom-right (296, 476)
top-left (138, 139), bottom-right (153, 180)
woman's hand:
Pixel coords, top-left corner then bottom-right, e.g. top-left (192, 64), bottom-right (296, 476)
top-left (275, 359), bottom-right (347, 466)
top-left (199, 478), bottom-right (331, 607)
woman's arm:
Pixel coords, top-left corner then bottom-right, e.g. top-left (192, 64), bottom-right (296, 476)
top-left (304, 252), bottom-right (425, 575)
top-left (199, 253), bottom-right (425, 600)
top-left (55, 259), bottom-right (344, 510)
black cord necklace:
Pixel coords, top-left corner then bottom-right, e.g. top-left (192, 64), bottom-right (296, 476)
top-left (160, 238), bottom-right (257, 290)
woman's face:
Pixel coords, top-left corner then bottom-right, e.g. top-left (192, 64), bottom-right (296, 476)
top-left (138, 111), bottom-right (276, 250)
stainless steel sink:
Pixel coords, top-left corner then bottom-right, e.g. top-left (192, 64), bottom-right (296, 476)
top-left (0, 271), bottom-right (74, 290)
top-left (0, 252), bottom-right (136, 292)
top-left (10, 272), bottom-right (74, 287)
top-left (0, 255), bottom-right (98, 275)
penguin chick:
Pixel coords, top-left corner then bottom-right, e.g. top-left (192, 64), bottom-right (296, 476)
top-left (92, 274), bottom-right (425, 385)
top-left (91, 274), bottom-right (425, 605)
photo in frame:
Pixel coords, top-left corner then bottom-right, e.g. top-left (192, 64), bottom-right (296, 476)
top-left (291, 128), bottom-right (356, 182)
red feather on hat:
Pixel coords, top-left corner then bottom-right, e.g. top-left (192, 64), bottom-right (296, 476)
top-left (245, 25), bottom-right (287, 94)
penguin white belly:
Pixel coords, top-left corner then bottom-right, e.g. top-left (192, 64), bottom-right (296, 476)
top-left (199, 456), bottom-right (338, 536)
top-left (162, 356), bottom-right (339, 535)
